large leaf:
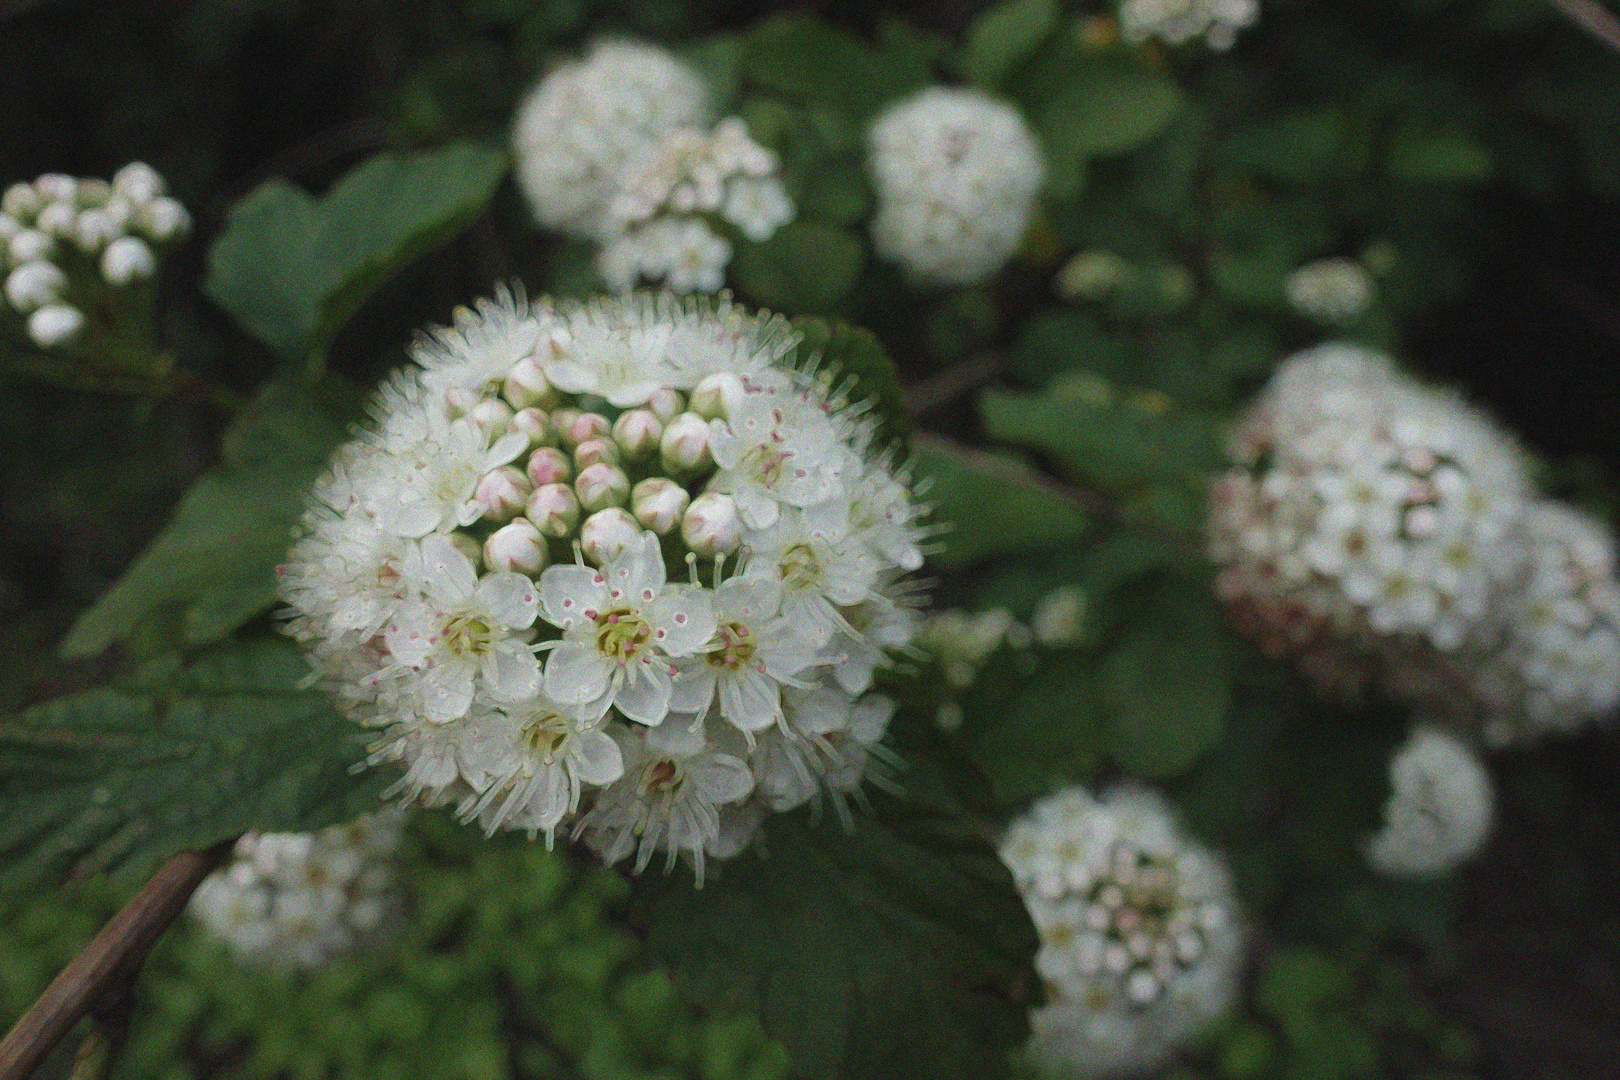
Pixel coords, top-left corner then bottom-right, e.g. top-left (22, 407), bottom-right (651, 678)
top-left (787, 316), bottom-right (909, 453)
top-left (629, 796), bottom-right (1035, 1080)
top-left (958, 0), bottom-right (1059, 92)
top-left (959, 651), bottom-right (1107, 806)
top-left (0, 639), bottom-right (384, 888)
top-left (730, 220), bottom-right (865, 313)
top-left (911, 436), bottom-right (1092, 565)
top-left (205, 142), bottom-right (508, 363)
top-left (60, 377), bottom-right (359, 657)
top-left (741, 12), bottom-right (930, 119)
top-left (1034, 55), bottom-right (1182, 195)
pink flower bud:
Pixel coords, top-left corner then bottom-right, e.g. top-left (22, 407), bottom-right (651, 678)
top-left (631, 478), bottom-right (690, 535)
top-left (503, 356), bottom-right (558, 409)
top-left (474, 465), bottom-right (531, 522)
top-left (575, 461), bottom-right (630, 512)
top-left (645, 386), bottom-right (683, 421)
top-left (581, 507), bottom-right (643, 565)
top-left (689, 372), bottom-right (745, 420)
top-left (511, 407), bottom-right (552, 446)
top-left (525, 446), bottom-right (573, 487)
top-left (573, 436), bottom-right (621, 470)
top-left (681, 492), bottom-right (743, 556)
top-left (467, 398), bottom-right (514, 437)
top-left (526, 483), bottom-right (580, 538)
top-left (483, 518), bottom-right (549, 574)
top-left (611, 409), bottom-right (663, 461)
top-left (660, 412), bottom-right (713, 474)
top-left (559, 409), bottom-right (611, 447)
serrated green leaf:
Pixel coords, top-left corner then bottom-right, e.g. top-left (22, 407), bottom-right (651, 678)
top-left (205, 142), bottom-right (508, 362)
top-left (1036, 56), bottom-right (1181, 193)
top-left (0, 639), bottom-right (384, 888)
top-left (629, 800), bottom-right (1035, 1080)
top-left (912, 436), bottom-right (1092, 565)
top-left (959, 0), bottom-right (1059, 91)
top-left (741, 12), bottom-right (930, 119)
top-left (786, 316), bottom-right (909, 453)
top-left (731, 220), bottom-right (865, 312)
top-left (60, 378), bottom-right (358, 658)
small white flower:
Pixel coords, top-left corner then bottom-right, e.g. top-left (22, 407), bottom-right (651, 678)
top-left (720, 175), bottom-right (795, 241)
top-left (27, 303), bottom-right (83, 348)
top-left (669, 577), bottom-right (818, 733)
top-left (461, 694), bottom-right (625, 840)
top-left (5, 261), bottom-right (65, 313)
top-left (1286, 257), bottom-right (1373, 322)
top-left (101, 235), bottom-right (156, 284)
top-left (1119, 0), bottom-right (1258, 50)
top-left (1367, 727), bottom-right (1494, 876)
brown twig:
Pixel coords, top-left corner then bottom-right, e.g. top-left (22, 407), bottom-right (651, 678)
top-left (1547, 0), bottom-right (1620, 54)
top-left (0, 839), bottom-right (236, 1080)
top-left (904, 353), bottom-right (1003, 418)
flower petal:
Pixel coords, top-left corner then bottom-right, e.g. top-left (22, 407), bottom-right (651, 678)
top-left (476, 572), bottom-right (540, 629)
top-left (539, 565), bottom-right (608, 629)
top-left (572, 727), bottom-right (625, 786)
top-left (484, 640), bottom-right (541, 701)
top-left (650, 585), bottom-right (717, 656)
top-left (545, 643), bottom-right (612, 705)
top-left (614, 661), bottom-right (673, 726)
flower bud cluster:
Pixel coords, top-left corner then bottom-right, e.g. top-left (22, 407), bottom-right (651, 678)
top-left (597, 118), bottom-right (795, 294)
top-left (1001, 786), bottom-right (1244, 1079)
top-left (1118, 0), bottom-right (1258, 50)
top-left (511, 40), bottom-right (711, 239)
top-left (1285, 257), bottom-right (1374, 323)
top-left (188, 811), bottom-right (404, 969)
top-left (1367, 727), bottom-right (1494, 877)
top-left (867, 87), bottom-right (1045, 287)
top-left (1210, 343), bottom-right (1620, 744)
top-left (279, 290), bottom-right (927, 882)
top-left (1, 163), bottom-right (188, 348)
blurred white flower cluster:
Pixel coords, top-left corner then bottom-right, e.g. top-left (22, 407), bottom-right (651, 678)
top-left (511, 40), bottom-right (792, 295)
top-left (279, 290), bottom-right (926, 882)
top-left (867, 87), bottom-right (1045, 287)
top-left (1001, 786), bottom-right (1244, 1078)
top-left (1367, 727), bottom-right (1494, 877)
top-left (1, 163), bottom-right (188, 349)
top-left (189, 811), bottom-right (403, 969)
top-left (597, 118), bottom-right (794, 293)
top-left (1285, 257), bottom-right (1374, 323)
top-left (1118, 0), bottom-right (1258, 50)
top-left (1208, 342), bottom-right (1620, 746)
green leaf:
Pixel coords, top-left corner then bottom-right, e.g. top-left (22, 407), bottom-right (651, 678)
top-left (911, 436), bottom-right (1091, 565)
top-left (1036, 56), bottom-right (1182, 194)
top-left (1385, 130), bottom-right (1494, 184)
top-left (731, 220), bottom-right (865, 312)
top-left (787, 316), bottom-right (909, 453)
top-left (629, 801), bottom-right (1035, 1080)
top-left (205, 142), bottom-right (508, 363)
top-left (0, 639), bottom-right (384, 887)
top-left (741, 12), bottom-right (929, 119)
top-left (1221, 109), bottom-right (1349, 184)
top-left (60, 377), bottom-right (358, 657)
top-left (1100, 585), bottom-right (1230, 778)
top-left (959, 0), bottom-right (1059, 92)
top-left (960, 652), bottom-right (1107, 806)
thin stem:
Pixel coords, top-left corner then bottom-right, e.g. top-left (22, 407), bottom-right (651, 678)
top-left (0, 839), bottom-right (236, 1080)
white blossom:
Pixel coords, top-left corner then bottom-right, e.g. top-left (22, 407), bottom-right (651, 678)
top-left (1118, 0), bottom-right (1258, 50)
top-left (1286, 257), bottom-right (1374, 322)
top-left (1367, 727), bottom-right (1494, 876)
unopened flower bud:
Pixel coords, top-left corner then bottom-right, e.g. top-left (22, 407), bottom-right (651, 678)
top-left (33, 174), bottom-right (77, 204)
top-left (138, 197), bottom-right (190, 242)
top-left (575, 461), bottom-right (630, 512)
top-left (0, 215), bottom-right (18, 240)
top-left (101, 195), bottom-right (134, 231)
top-left (559, 409), bottom-right (610, 447)
top-left (483, 518), bottom-right (549, 574)
top-left (74, 209), bottom-right (122, 254)
top-left (467, 398), bottom-right (513, 437)
top-left (525, 446), bottom-right (572, 487)
top-left (573, 437), bottom-right (620, 471)
top-left (660, 412), bottom-right (713, 474)
top-left (9, 229), bottom-right (53, 266)
top-left (645, 386), bottom-right (683, 421)
top-left (448, 531), bottom-right (483, 566)
top-left (101, 236), bottom-right (156, 284)
top-left (6, 261), bottom-right (65, 313)
top-left (503, 356), bottom-right (558, 409)
top-left (525, 483), bottom-right (580, 538)
top-left (580, 507), bottom-right (642, 565)
top-left (35, 201), bottom-right (77, 239)
top-left (612, 409), bottom-right (663, 460)
top-left (681, 492), bottom-right (743, 556)
top-left (689, 372), bottom-right (745, 420)
top-left (27, 303), bottom-right (83, 348)
top-left (474, 465), bottom-right (531, 522)
top-left (631, 478), bottom-right (690, 534)
top-left (113, 162), bottom-right (165, 203)
top-left (2, 183), bottom-right (40, 220)
top-left (511, 407), bottom-right (551, 446)
top-left (76, 178), bottom-right (111, 207)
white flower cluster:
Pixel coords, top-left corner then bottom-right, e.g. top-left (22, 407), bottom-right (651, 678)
top-left (1209, 343), bottom-right (1620, 745)
top-left (279, 290), bottom-right (926, 882)
top-left (188, 811), bottom-right (403, 969)
top-left (1285, 257), bottom-right (1374, 323)
top-left (597, 118), bottom-right (795, 294)
top-left (867, 87), bottom-right (1045, 287)
top-left (1, 163), bottom-right (188, 349)
top-left (1118, 0), bottom-right (1258, 50)
top-left (1367, 727), bottom-right (1494, 877)
top-left (511, 40), bottom-right (711, 239)
top-left (1001, 786), bottom-right (1244, 1079)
